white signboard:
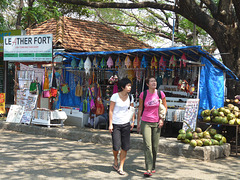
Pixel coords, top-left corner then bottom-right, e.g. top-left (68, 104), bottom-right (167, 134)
top-left (4, 34), bottom-right (52, 61)
top-left (6, 105), bottom-right (24, 123)
top-left (182, 99), bottom-right (199, 131)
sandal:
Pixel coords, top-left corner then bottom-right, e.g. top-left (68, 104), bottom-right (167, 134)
top-left (144, 172), bottom-right (152, 177)
top-left (112, 164), bottom-right (118, 171)
top-left (152, 170), bottom-right (156, 173)
top-left (117, 169), bottom-right (125, 175)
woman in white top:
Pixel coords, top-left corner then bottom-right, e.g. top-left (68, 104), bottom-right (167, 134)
top-left (109, 78), bottom-right (135, 175)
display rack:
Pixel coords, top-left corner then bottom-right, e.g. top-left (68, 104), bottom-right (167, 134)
top-left (31, 109), bottom-right (67, 128)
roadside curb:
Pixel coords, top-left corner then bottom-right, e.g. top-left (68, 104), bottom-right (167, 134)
top-left (0, 121), bottom-right (230, 161)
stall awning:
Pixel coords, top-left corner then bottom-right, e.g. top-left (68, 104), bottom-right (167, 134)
top-left (55, 46), bottom-right (238, 81)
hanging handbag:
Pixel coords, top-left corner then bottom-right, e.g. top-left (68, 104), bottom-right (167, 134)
top-left (42, 90), bottom-right (50, 98)
top-left (61, 83), bottom-right (70, 94)
top-left (75, 82), bottom-right (81, 97)
top-left (60, 69), bottom-right (70, 94)
top-left (29, 81), bottom-right (37, 93)
top-left (43, 67), bottom-right (49, 90)
top-left (95, 84), bottom-right (104, 116)
top-left (159, 93), bottom-right (167, 120)
top-left (89, 87), bottom-right (96, 114)
top-left (127, 94), bottom-right (135, 122)
top-left (82, 88), bottom-right (90, 113)
top-left (52, 70), bottom-right (57, 88)
top-left (50, 88), bottom-right (58, 98)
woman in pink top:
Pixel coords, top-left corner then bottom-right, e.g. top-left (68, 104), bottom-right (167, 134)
top-left (137, 76), bottom-right (167, 177)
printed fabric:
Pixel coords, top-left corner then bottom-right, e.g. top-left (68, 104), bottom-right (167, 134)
top-left (139, 90), bottom-right (166, 123)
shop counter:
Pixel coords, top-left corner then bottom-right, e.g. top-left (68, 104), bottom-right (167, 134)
top-left (60, 106), bottom-right (89, 127)
top-left (31, 109), bottom-right (67, 128)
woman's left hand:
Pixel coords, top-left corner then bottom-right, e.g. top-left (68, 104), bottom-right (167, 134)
top-left (158, 119), bottom-right (164, 128)
top-left (130, 122), bottom-right (134, 130)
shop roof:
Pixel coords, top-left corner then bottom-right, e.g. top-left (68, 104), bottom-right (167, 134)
top-left (56, 45), bottom-right (238, 80)
top-left (26, 16), bottom-right (152, 52)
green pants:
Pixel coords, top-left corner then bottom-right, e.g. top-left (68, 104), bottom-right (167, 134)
top-left (141, 121), bottom-right (161, 171)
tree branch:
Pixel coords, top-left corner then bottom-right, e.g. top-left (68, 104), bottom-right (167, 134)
top-left (54, 0), bottom-right (177, 11)
top-left (232, 0), bottom-right (240, 23)
top-left (200, 0), bottom-right (218, 18)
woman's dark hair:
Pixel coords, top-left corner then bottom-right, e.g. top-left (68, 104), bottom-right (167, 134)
top-left (118, 78), bottom-right (132, 92)
top-left (145, 76), bottom-right (156, 84)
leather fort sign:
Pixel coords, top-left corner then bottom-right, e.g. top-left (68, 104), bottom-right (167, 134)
top-left (95, 84), bottom-right (104, 116)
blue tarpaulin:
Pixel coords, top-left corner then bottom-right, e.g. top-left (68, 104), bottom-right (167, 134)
top-left (198, 57), bottom-right (225, 117)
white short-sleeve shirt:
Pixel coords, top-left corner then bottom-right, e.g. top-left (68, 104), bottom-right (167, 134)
top-left (110, 93), bottom-right (134, 125)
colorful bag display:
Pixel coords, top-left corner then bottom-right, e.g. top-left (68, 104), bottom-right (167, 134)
top-left (82, 88), bottom-right (90, 113)
top-left (50, 88), bottom-right (58, 98)
top-left (43, 67), bottom-right (49, 90)
top-left (42, 90), bottom-right (50, 98)
top-left (61, 83), bottom-right (70, 94)
top-left (89, 87), bottom-right (96, 114)
top-left (52, 71), bottom-right (57, 88)
top-left (29, 81), bottom-right (37, 93)
top-left (75, 82), bottom-right (81, 97)
top-left (95, 84), bottom-right (104, 116)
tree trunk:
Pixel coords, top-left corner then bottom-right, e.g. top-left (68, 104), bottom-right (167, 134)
top-left (216, 28), bottom-right (240, 98)
top-left (16, 0), bottom-right (24, 29)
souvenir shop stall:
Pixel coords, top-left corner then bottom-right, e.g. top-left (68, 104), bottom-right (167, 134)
top-left (4, 34), bottom-right (67, 127)
top-left (55, 46), bottom-right (238, 134)
top-left (5, 62), bottom-right (67, 127)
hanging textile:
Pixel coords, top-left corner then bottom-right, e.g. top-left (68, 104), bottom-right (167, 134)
top-left (159, 56), bottom-right (167, 71)
top-left (107, 56), bottom-right (114, 68)
top-left (133, 56), bottom-right (140, 68)
top-left (150, 56), bottom-right (158, 69)
top-left (84, 56), bottom-right (91, 74)
top-left (71, 58), bottom-right (77, 69)
top-left (100, 57), bottom-right (106, 68)
top-left (93, 56), bottom-right (99, 68)
top-left (141, 55), bottom-right (148, 68)
top-left (180, 53), bottom-right (187, 68)
top-left (169, 55), bottom-right (177, 67)
top-left (43, 67), bottom-right (49, 90)
top-left (198, 56), bottom-right (224, 118)
top-left (124, 55), bottom-right (132, 68)
top-left (115, 56), bottom-right (121, 69)
top-left (79, 58), bottom-right (84, 70)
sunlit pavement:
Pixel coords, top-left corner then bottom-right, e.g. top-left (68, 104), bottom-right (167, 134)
top-left (0, 130), bottom-right (239, 180)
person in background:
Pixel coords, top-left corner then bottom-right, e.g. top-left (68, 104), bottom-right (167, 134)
top-left (93, 100), bottom-right (109, 129)
top-left (137, 76), bottom-right (167, 177)
top-left (109, 78), bottom-right (135, 175)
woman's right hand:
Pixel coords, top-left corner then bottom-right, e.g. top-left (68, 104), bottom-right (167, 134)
top-left (137, 124), bottom-right (141, 133)
top-left (109, 124), bottom-right (113, 133)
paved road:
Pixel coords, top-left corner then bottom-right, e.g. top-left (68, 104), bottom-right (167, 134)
top-left (0, 130), bottom-right (240, 180)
